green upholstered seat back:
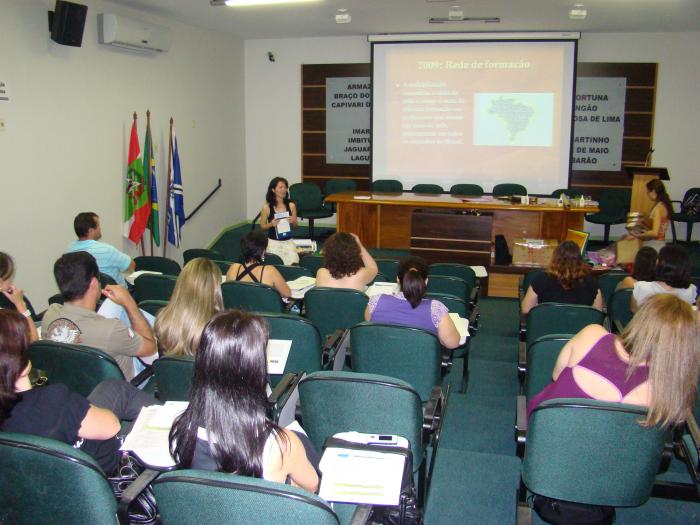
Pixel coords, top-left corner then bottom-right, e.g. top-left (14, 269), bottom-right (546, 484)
top-left (411, 183), bottom-right (443, 194)
top-left (426, 275), bottom-right (471, 304)
top-left (598, 271), bottom-right (630, 305)
top-left (299, 254), bottom-right (325, 275)
top-left (153, 354), bottom-right (195, 401)
top-left (526, 303), bottom-right (604, 349)
top-left (429, 263), bottom-right (477, 288)
top-left (138, 299), bottom-right (169, 317)
top-left (492, 183), bottom-right (527, 197)
top-left (273, 264), bottom-right (313, 281)
top-left (525, 335), bottom-right (571, 401)
top-left (29, 340), bottom-right (124, 397)
top-left (220, 281), bottom-right (284, 313)
top-left (607, 288), bottom-right (634, 333)
top-left (372, 179), bottom-right (403, 192)
top-left (303, 287), bottom-right (368, 339)
top-left (183, 248), bottom-right (224, 264)
top-left (450, 184), bottom-right (484, 196)
top-left (134, 255), bottom-right (182, 276)
top-left (0, 433), bottom-right (117, 525)
top-left (523, 399), bottom-right (666, 507)
top-left (133, 273), bottom-right (177, 303)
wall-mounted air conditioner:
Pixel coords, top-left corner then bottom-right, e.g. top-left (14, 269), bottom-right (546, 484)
top-left (97, 13), bottom-right (171, 53)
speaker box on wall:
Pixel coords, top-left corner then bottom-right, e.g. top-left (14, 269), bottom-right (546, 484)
top-left (50, 1), bottom-right (88, 47)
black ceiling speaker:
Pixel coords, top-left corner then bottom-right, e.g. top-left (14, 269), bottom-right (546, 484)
top-left (49, 1), bottom-right (88, 47)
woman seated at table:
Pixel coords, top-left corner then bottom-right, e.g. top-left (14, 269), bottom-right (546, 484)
top-left (631, 244), bottom-right (697, 313)
top-left (527, 293), bottom-right (700, 427)
top-left (0, 309), bottom-right (157, 474)
top-left (365, 256), bottom-right (460, 349)
top-left (155, 258), bottom-right (224, 357)
top-left (521, 240), bottom-right (603, 315)
top-left (616, 246), bottom-right (658, 292)
top-left (169, 310), bottom-right (319, 492)
top-left (622, 179), bottom-right (672, 252)
top-left (260, 177), bottom-right (299, 265)
top-left (0, 252), bottom-right (38, 341)
top-left (315, 232), bottom-right (378, 291)
top-left (226, 231), bottom-right (291, 299)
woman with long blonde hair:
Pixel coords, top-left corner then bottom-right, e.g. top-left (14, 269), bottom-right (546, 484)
top-left (528, 294), bottom-right (700, 428)
top-left (521, 240), bottom-right (603, 314)
top-left (154, 258), bottom-right (223, 356)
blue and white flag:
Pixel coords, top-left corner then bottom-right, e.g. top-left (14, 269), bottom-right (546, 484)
top-left (167, 127), bottom-right (185, 247)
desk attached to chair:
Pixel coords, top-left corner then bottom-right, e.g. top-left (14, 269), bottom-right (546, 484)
top-left (325, 191), bottom-right (599, 298)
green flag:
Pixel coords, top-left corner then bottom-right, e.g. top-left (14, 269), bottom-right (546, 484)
top-left (145, 121), bottom-right (160, 246)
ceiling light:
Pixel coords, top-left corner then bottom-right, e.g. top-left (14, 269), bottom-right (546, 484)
top-left (569, 4), bottom-right (587, 20)
top-left (215, 0), bottom-right (322, 7)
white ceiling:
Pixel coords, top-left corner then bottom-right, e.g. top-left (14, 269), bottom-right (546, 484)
top-left (106, 0), bottom-right (700, 40)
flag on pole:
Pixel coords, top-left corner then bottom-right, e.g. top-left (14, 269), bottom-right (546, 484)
top-left (144, 117), bottom-right (160, 247)
top-left (124, 115), bottom-right (150, 244)
top-left (167, 127), bottom-right (185, 247)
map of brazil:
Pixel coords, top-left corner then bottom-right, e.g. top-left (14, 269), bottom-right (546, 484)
top-left (474, 93), bottom-right (554, 146)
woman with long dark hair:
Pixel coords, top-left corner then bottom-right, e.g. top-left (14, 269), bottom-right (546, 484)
top-left (616, 246), bottom-right (658, 291)
top-left (624, 179), bottom-right (673, 251)
top-left (169, 310), bottom-right (318, 491)
top-left (259, 177), bottom-right (299, 265)
top-left (521, 240), bottom-right (603, 314)
top-left (364, 256), bottom-right (460, 349)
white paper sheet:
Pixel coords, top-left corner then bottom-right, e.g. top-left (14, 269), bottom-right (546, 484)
top-left (449, 313), bottom-right (470, 345)
top-left (365, 282), bottom-right (399, 297)
top-left (287, 276), bottom-right (316, 299)
top-left (126, 270), bottom-right (162, 286)
top-left (267, 339), bottom-right (292, 374)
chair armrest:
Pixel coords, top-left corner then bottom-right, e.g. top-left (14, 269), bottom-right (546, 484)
top-left (518, 341), bottom-right (527, 375)
top-left (348, 505), bottom-right (373, 525)
top-left (267, 372), bottom-right (304, 426)
top-left (440, 348), bottom-right (453, 373)
top-left (519, 312), bottom-right (526, 342)
top-left (515, 395), bottom-right (528, 458)
top-left (468, 306), bottom-right (479, 336)
top-left (117, 468), bottom-right (160, 525)
top-left (613, 319), bottom-right (625, 334)
top-left (423, 386), bottom-right (443, 436)
top-left (322, 329), bottom-right (348, 369)
top-left (130, 366), bottom-right (154, 387)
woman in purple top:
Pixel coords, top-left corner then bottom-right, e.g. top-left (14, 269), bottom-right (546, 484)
top-left (528, 293), bottom-right (700, 428)
top-left (365, 256), bottom-right (460, 349)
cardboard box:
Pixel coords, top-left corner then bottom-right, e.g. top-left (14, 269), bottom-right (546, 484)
top-left (616, 238), bottom-right (641, 264)
top-left (512, 238), bottom-right (558, 267)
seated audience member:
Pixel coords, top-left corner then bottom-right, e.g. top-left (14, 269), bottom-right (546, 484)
top-left (0, 252), bottom-right (38, 341)
top-left (616, 246), bottom-right (658, 291)
top-left (41, 252), bottom-right (157, 380)
top-left (68, 212), bottom-right (135, 286)
top-left (226, 231), bottom-right (291, 299)
top-left (169, 310), bottom-right (319, 492)
top-left (0, 310), bottom-right (157, 474)
top-left (365, 256), bottom-right (460, 349)
top-left (622, 179), bottom-right (672, 252)
top-left (521, 240), bottom-right (603, 315)
top-left (155, 258), bottom-right (224, 357)
top-left (631, 244), bottom-right (697, 313)
top-left (315, 232), bottom-right (378, 291)
top-left (528, 294), bottom-right (700, 425)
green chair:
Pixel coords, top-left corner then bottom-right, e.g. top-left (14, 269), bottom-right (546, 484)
top-left (598, 271), bottom-right (629, 307)
top-left (350, 322), bottom-right (444, 403)
top-left (324, 178), bottom-right (357, 213)
top-left (429, 262), bottom-right (479, 308)
top-left (519, 269), bottom-right (546, 341)
top-left (299, 371), bottom-right (446, 508)
top-left (183, 248), bottom-right (224, 264)
top-left (525, 303), bottom-right (604, 350)
top-left (426, 274), bottom-right (471, 305)
top-left (304, 287), bottom-right (368, 339)
top-left (493, 183), bottom-right (527, 197)
top-left (262, 253), bottom-right (284, 265)
top-left (585, 188), bottom-right (631, 243)
top-left (153, 470), bottom-right (339, 525)
top-left (133, 274), bottom-right (177, 303)
top-left (299, 254), bottom-right (324, 276)
top-left (153, 354), bottom-right (195, 401)
top-left (607, 288), bottom-right (633, 333)
top-left (375, 258), bottom-right (399, 281)
top-left (372, 179), bottom-right (403, 192)
top-left (29, 340), bottom-right (126, 397)
top-left (671, 187), bottom-right (700, 243)
top-left (522, 399), bottom-right (666, 510)
top-left (0, 433), bottom-right (118, 525)
top-left (99, 272), bottom-right (118, 287)
top-left (370, 271), bottom-right (389, 284)
top-left (273, 264), bottom-right (313, 281)
top-left (134, 256), bottom-right (181, 276)
top-left (411, 183), bottom-right (443, 194)
top-left (450, 183), bottom-right (484, 196)
top-left (289, 182), bottom-right (334, 240)
top-left (221, 281), bottom-right (284, 313)
top-left (138, 299), bottom-right (168, 317)
top-left (260, 313), bottom-right (324, 387)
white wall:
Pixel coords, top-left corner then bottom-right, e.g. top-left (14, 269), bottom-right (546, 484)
top-left (0, 0), bottom-right (245, 308)
top-left (244, 32), bottom-right (700, 241)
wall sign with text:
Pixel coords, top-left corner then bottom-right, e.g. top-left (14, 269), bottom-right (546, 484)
top-left (572, 77), bottom-right (626, 171)
top-left (325, 77), bottom-right (370, 165)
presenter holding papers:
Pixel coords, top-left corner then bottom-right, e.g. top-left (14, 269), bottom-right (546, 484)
top-left (260, 177), bottom-right (299, 265)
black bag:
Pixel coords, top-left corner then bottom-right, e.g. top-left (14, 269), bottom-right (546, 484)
top-left (532, 494), bottom-right (615, 525)
top-left (494, 234), bottom-right (512, 265)
top-left (109, 451), bottom-right (158, 525)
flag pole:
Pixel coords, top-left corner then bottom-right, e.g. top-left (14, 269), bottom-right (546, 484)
top-left (163, 117), bottom-right (173, 258)
top-left (146, 110), bottom-right (154, 256)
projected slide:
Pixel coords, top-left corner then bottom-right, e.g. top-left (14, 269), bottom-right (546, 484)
top-left (372, 40), bottom-right (577, 194)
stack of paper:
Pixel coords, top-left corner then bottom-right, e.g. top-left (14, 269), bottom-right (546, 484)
top-left (266, 339), bottom-right (292, 375)
top-left (365, 282), bottom-right (399, 298)
top-left (120, 401), bottom-right (188, 468)
top-left (449, 313), bottom-right (470, 345)
top-left (126, 270), bottom-right (162, 286)
top-left (287, 276), bottom-right (316, 299)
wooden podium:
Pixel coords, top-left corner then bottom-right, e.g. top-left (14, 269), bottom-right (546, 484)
top-left (624, 166), bottom-right (670, 214)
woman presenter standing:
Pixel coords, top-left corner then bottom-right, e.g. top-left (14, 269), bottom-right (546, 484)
top-left (260, 177), bottom-right (299, 265)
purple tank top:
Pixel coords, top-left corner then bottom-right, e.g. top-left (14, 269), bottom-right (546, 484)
top-left (369, 294), bottom-right (442, 334)
top-left (527, 333), bottom-right (648, 420)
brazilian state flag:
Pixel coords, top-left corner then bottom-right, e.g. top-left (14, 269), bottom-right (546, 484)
top-left (144, 122), bottom-right (160, 247)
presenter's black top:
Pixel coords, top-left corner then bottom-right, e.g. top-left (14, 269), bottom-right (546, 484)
top-left (531, 273), bottom-right (599, 306)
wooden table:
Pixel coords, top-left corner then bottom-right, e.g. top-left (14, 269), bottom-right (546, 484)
top-left (325, 192), bottom-right (598, 250)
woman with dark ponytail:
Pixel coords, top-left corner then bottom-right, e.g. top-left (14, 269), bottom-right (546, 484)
top-left (364, 256), bottom-right (460, 349)
top-left (623, 179), bottom-right (673, 251)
